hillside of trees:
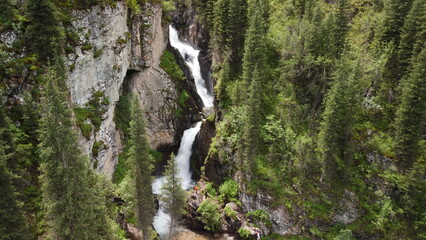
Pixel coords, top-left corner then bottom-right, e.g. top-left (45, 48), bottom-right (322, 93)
top-left (0, 0), bottom-right (425, 239)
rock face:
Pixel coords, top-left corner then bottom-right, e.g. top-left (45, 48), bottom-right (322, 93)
top-left (65, 2), bottom-right (195, 176)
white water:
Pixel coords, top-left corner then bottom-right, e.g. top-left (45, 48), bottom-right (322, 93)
top-left (169, 25), bottom-right (214, 108)
top-left (152, 122), bottom-right (202, 237)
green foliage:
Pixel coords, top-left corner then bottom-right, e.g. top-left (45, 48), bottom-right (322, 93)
top-left (333, 229), bottom-right (354, 240)
top-left (224, 205), bottom-right (238, 220)
top-left (205, 181), bottom-right (218, 198)
top-left (129, 96), bottom-right (155, 239)
top-left (113, 152), bottom-right (129, 184)
top-left (160, 153), bottom-right (187, 236)
top-left (237, 227), bottom-right (251, 240)
top-left (218, 179), bottom-right (239, 202)
top-left (0, 116), bottom-right (29, 239)
top-left (179, 90), bottom-right (190, 105)
top-left (73, 90), bottom-right (108, 139)
top-left (394, 47), bottom-right (426, 170)
top-left (246, 209), bottom-right (271, 227)
top-left (92, 140), bottom-right (104, 157)
top-left (114, 93), bottom-right (132, 138)
top-left (197, 198), bottom-right (221, 232)
top-left (26, 0), bottom-right (64, 64)
top-left (38, 65), bottom-right (113, 239)
top-left (0, 0), bottom-right (17, 31)
top-left (160, 50), bottom-right (185, 81)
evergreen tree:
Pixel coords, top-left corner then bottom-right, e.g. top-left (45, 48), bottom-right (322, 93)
top-left (129, 96), bottom-right (155, 240)
top-left (0, 0), bottom-right (16, 30)
top-left (332, 0), bottom-right (349, 58)
top-left (215, 55), bottom-right (231, 106)
top-left (212, 0), bottom-right (247, 74)
top-left (394, 46), bottom-right (426, 171)
top-left (318, 58), bottom-right (360, 185)
top-left (240, 0), bottom-right (269, 97)
top-left (379, 0), bottom-right (414, 99)
top-left (241, 68), bottom-right (263, 174)
top-left (397, 0), bottom-right (426, 77)
top-left (25, 0), bottom-right (63, 64)
top-left (38, 65), bottom-right (113, 239)
top-left (0, 109), bottom-right (28, 240)
top-left (160, 153), bottom-right (187, 239)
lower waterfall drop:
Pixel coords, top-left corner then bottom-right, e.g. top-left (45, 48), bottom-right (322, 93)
top-left (152, 122), bottom-right (202, 237)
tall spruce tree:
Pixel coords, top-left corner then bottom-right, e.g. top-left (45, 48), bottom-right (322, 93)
top-left (241, 68), bottom-right (263, 174)
top-left (0, 0), bottom-right (16, 30)
top-left (397, 0), bottom-right (426, 77)
top-left (394, 46), bottom-right (426, 171)
top-left (318, 57), bottom-right (361, 185)
top-left (212, 0), bottom-right (247, 74)
top-left (160, 153), bottom-right (186, 240)
top-left (38, 65), bottom-right (113, 239)
top-left (241, 0), bottom-right (268, 88)
top-left (129, 96), bottom-right (155, 240)
top-left (0, 108), bottom-right (29, 240)
top-left (26, 0), bottom-right (63, 64)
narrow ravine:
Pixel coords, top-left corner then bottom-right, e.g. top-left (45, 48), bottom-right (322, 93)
top-left (151, 24), bottom-right (214, 238)
top-left (169, 25), bottom-right (214, 108)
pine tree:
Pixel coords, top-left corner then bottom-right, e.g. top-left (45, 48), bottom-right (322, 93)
top-left (318, 57), bottom-right (360, 185)
top-left (212, 0), bottom-right (247, 74)
top-left (160, 153), bottom-right (187, 239)
top-left (332, 0), bottom-right (349, 58)
top-left (394, 47), bottom-right (426, 171)
top-left (25, 0), bottom-right (63, 64)
top-left (129, 96), bottom-right (155, 240)
top-left (241, 0), bottom-right (268, 83)
top-left (397, 0), bottom-right (426, 77)
top-left (241, 68), bottom-right (263, 174)
top-left (0, 0), bottom-right (16, 30)
top-left (38, 65), bottom-right (113, 239)
top-left (0, 108), bottom-right (29, 240)
top-left (215, 55), bottom-right (231, 106)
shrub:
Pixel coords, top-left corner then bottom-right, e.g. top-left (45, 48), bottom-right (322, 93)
top-left (219, 179), bottom-right (239, 203)
top-left (238, 227), bottom-right (251, 240)
top-left (224, 206), bottom-right (238, 220)
top-left (92, 140), bottom-right (104, 157)
top-left (197, 199), bottom-right (221, 232)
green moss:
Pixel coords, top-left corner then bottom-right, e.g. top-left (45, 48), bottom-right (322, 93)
top-left (160, 50), bottom-right (185, 81)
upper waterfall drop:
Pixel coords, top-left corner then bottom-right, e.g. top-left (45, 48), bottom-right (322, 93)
top-left (169, 25), bottom-right (214, 108)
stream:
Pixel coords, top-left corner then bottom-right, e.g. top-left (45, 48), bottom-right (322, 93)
top-left (152, 24), bottom-right (214, 238)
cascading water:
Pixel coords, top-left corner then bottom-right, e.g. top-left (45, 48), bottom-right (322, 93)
top-left (168, 25), bottom-right (214, 108)
top-left (152, 24), bottom-right (214, 238)
top-left (152, 122), bottom-right (201, 237)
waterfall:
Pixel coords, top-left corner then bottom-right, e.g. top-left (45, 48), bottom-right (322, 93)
top-left (152, 122), bottom-right (202, 237)
top-left (169, 25), bottom-right (214, 108)
top-left (152, 24), bottom-right (213, 238)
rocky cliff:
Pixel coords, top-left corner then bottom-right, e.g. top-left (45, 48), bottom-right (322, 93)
top-left (66, 2), bottom-right (200, 176)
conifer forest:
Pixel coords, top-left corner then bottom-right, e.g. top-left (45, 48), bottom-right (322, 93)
top-left (0, 0), bottom-right (425, 239)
